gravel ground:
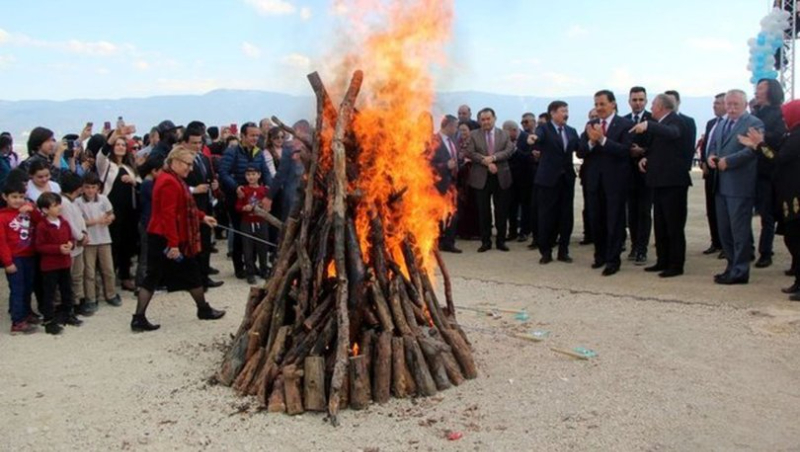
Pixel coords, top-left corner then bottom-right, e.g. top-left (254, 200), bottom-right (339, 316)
top-left (1, 171), bottom-right (799, 451)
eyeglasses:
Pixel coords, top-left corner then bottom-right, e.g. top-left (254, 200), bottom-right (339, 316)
top-left (177, 159), bottom-right (194, 167)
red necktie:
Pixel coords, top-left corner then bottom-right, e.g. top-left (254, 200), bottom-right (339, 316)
top-left (601, 119), bottom-right (607, 135)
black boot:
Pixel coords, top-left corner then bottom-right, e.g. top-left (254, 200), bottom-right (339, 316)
top-left (197, 304), bottom-right (226, 320)
top-left (131, 314), bottom-right (160, 332)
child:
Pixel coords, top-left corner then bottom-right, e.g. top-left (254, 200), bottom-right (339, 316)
top-left (35, 192), bottom-right (80, 334)
top-left (235, 165), bottom-right (271, 284)
top-left (0, 181), bottom-right (42, 334)
top-left (75, 172), bottom-right (120, 311)
top-left (26, 159), bottom-right (61, 203)
top-left (59, 172), bottom-right (92, 316)
top-left (134, 156), bottom-right (164, 292)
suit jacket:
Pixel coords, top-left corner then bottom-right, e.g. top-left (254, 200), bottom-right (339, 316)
top-left (513, 130), bottom-right (538, 188)
top-left (466, 127), bottom-right (515, 190)
top-left (644, 112), bottom-right (690, 188)
top-left (430, 133), bottom-right (458, 195)
top-left (678, 112), bottom-right (697, 170)
top-left (533, 122), bottom-right (579, 188)
top-left (577, 115), bottom-right (634, 192)
top-left (624, 111), bottom-right (653, 185)
top-left (707, 113), bottom-right (765, 198)
top-left (185, 153), bottom-right (214, 214)
top-left (701, 117), bottom-right (723, 164)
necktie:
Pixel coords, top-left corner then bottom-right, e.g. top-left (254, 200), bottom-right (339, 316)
top-left (446, 137), bottom-right (457, 176)
top-left (486, 131), bottom-right (495, 155)
top-left (601, 119), bottom-right (607, 135)
top-left (633, 114), bottom-right (640, 123)
top-left (558, 126), bottom-right (568, 151)
top-left (723, 120), bottom-right (735, 141)
top-left (195, 154), bottom-right (206, 179)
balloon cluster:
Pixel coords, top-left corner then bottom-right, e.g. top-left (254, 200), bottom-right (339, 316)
top-left (747, 8), bottom-right (791, 84)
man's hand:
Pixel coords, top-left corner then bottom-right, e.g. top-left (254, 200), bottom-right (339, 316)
top-left (447, 158), bottom-right (457, 170)
top-left (488, 163), bottom-right (498, 174)
top-left (700, 162), bottom-right (709, 176)
top-left (243, 204), bottom-right (254, 212)
top-left (630, 144), bottom-right (645, 158)
top-left (717, 157), bottom-right (728, 172)
top-left (79, 123), bottom-right (93, 141)
top-left (203, 216), bottom-right (218, 228)
top-left (630, 121), bottom-right (648, 134)
top-left (532, 150), bottom-right (541, 160)
top-left (708, 156), bottom-right (718, 170)
top-left (80, 234), bottom-right (90, 247)
top-left (194, 184), bottom-right (210, 194)
top-left (236, 186), bottom-right (245, 199)
top-left (211, 180), bottom-right (219, 191)
top-left (638, 157), bottom-right (648, 173)
top-left (738, 127), bottom-right (765, 150)
top-left (260, 198), bottom-right (273, 212)
top-left (586, 123), bottom-right (604, 143)
top-left (5, 264), bottom-right (17, 274)
top-left (166, 247), bottom-right (181, 260)
top-left (526, 134), bottom-right (538, 145)
top-left (482, 156), bottom-right (493, 166)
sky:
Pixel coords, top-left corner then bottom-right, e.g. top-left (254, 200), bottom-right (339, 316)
top-left (0, 0), bottom-right (775, 102)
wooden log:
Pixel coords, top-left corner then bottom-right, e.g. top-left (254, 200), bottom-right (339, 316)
top-left (441, 350), bottom-right (465, 386)
top-left (346, 217), bottom-right (367, 338)
top-left (266, 261), bottom-right (300, 355)
top-left (433, 249), bottom-right (456, 319)
top-left (245, 331), bottom-right (261, 362)
top-left (391, 337), bottom-right (410, 398)
top-left (267, 376), bottom-right (286, 413)
top-left (310, 315), bottom-right (336, 357)
top-left (421, 270), bottom-right (448, 330)
top-left (440, 328), bottom-right (477, 380)
top-left (369, 213), bottom-right (391, 298)
top-left (254, 326), bottom-right (290, 404)
top-left (307, 71), bottom-right (338, 124)
top-left (303, 357), bottom-right (327, 412)
top-left (251, 206), bottom-right (284, 231)
top-left (360, 330), bottom-right (376, 374)
top-left (216, 332), bottom-right (249, 386)
top-left (363, 304), bottom-right (379, 327)
top-left (283, 364), bottom-right (305, 415)
top-left (397, 280), bottom-right (422, 335)
top-left (348, 355), bottom-right (371, 410)
top-left (271, 115), bottom-right (314, 151)
top-left (369, 279), bottom-right (395, 334)
top-left (388, 277), bottom-right (413, 336)
top-left (235, 287), bottom-right (266, 337)
top-left (302, 294), bottom-right (333, 332)
top-left (232, 346), bottom-right (265, 393)
top-left (328, 70), bottom-right (363, 426)
top-left (401, 238), bottom-right (427, 309)
top-left (418, 336), bottom-right (452, 391)
top-left (373, 332), bottom-right (392, 404)
top-left (403, 336), bottom-right (437, 397)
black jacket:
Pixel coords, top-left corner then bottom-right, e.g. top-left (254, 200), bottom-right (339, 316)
top-left (533, 122), bottom-right (579, 187)
top-left (754, 105), bottom-right (787, 178)
top-left (577, 115), bottom-right (634, 192)
top-left (644, 112), bottom-right (690, 188)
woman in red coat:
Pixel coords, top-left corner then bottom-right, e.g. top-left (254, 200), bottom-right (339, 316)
top-left (131, 145), bottom-right (225, 331)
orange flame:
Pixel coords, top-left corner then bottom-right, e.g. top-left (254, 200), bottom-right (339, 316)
top-left (352, 343), bottom-right (360, 356)
top-left (328, 0), bottom-right (455, 273)
top-left (326, 260), bottom-right (337, 278)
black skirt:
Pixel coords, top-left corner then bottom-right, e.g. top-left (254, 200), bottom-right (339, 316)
top-left (140, 233), bottom-right (203, 292)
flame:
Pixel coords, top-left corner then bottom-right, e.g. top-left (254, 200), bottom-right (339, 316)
top-left (352, 343), bottom-right (360, 356)
top-left (327, 0), bottom-right (455, 273)
top-left (326, 260), bottom-right (337, 278)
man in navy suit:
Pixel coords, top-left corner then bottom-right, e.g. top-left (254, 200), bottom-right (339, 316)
top-left (665, 90), bottom-right (698, 171)
top-left (707, 89), bottom-right (765, 284)
top-left (516, 112), bottom-right (539, 245)
top-left (623, 86), bottom-right (653, 265)
top-left (631, 94), bottom-right (689, 278)
top-left (466, 108), bottom-right (515, 252)
top-left (532, 100), bottom-right (579, 264)
top-left (578, 90), bottom-right (634, 276)
top-left (699, 93), bottom-right (727, 256)
top-left (431, 114), bottom-right (462, 253)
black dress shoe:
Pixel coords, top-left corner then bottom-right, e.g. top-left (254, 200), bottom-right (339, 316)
top-left (208, 267), bottom-right (220, 275)
top-left (713, 272), bottom-right (730, 282)
top-left (557, 254), bottom-right (573, 263)
top-left (715, 275), bottom-right (748, 285)
top-left (634, 253), bottom-right (647, 266)
top-left (235, 270), bottom-right (246, 280)
top-left (539, 255), bottom-right (553, 264)
top-left (645, 264), bottom-right (666, 273)
top-left (131, 314), bottom-right (160, 332)
top-left (781, 283), bottom-right (800, 294)
top-left (754, 255), bottom-right (773, 268)
top-left (527, 241), bottom-right (539, 250)
top-left (440, 245), bottom-right (463, 254)
top-left (602, 264), bottom-right (620, 276)
top-left (717, 251), bottom-right (726, 260)
top-left (477, 243), bottom-right (491, 253)
top-left (496, 243), bottom-right (510, 252)
top-left (703, 245), bottom-right (720, 255)
top-left (204, 279), bottom-right (224, 289)
top-left (197, 305), bottom-right (226, 320)
top-left (516, 234), bottom-right (528, 243)
top-left (591, 261), bottom-right (605, 269)
top-left (579, 238), bottom-right (592, 245)
top-left (627, 250), bottom-right (636, 261)
top-left (786, 267), bottom-right (796, 276)
top-left (790, 292), bottom-right (800, 302)
top-left (658, 269), bottom-right (684, 278)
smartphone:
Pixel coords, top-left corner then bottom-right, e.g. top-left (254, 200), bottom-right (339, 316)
top-left (230, 123), bottom-right (238, 135)
top-left (104, 121), bottom-right (111, 130)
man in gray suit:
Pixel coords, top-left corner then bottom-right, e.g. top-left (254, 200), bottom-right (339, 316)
top-left (466, 107), bottom-right (515, 252)
top-left (707, 89), bottom-right (765, 284)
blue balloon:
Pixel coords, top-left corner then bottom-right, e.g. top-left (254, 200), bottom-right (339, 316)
top-left (750, 76), bottom-right (758, 84)
top-left (757, 34), bottom-right (767, 45)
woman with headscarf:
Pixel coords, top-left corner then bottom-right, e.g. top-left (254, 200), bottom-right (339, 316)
top-left (131, 145), bottom-right (225, 331)
top-left (99, 131), bottom-right (141, 291)
top-left (740, 99), bottom-right (800, 300)
top-left (455, 121), bottom-right (481, 240)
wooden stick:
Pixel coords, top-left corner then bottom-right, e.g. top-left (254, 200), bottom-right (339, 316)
top-left (550, 347), bottom-right (590, 360)
top-left (440, 328), bottom-right (477, 380)
top-left (369, 279), bottom-right (395, 334)
top-left (267, 376), bottom-right (286, 413)
top-left (348, 355), bottom-right (371, 410)
top-left (252, 206), bottom-right (284, 231)
top-left (418, 336), bottom-right (452, 391)
top-left (433, 249), bottom-right (456, 319)
top-left (391, 337), bottom-right (411, 398)
top-left (302, 294), bottom-right (333, 332)
top-left (373, 332), bottom-right (392, 404)
top-left (403, 336), bottom-right (437, 397)
top-left (283, 364), bottom-right (305, 415)
top-left (303, 357), bottom-right (327, 412)
top-left (388, 277), bottom-right (413, 336)
top-left (254, 326), bottom-right (290, 404)
top-left (271, 115), bottom-right (314, 151)
top-left (328, 70), bottom-right (363, 426)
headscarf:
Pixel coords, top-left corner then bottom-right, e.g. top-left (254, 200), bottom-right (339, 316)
top-left (781, 99), bottom-right (800, 132)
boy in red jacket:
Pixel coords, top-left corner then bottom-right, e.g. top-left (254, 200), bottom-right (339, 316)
top-left (235, 165), bottom-right (271, 284)
top-left (0, 182), bottom-right (42, 334)
top-left (35, 192), bottom-right (81, 335)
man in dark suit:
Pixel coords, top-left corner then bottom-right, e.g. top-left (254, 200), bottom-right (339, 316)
top-left (516, 113), bottom-right (539, 245)
top-left (623, 86), bottom-right (653, 265)
top-left (466, 108), bottom-right (515, 252)
top-left (665, 90), bottom-right (698, 171)
top-left (503, 119), bottom-right (527, 242)
top-left (631, 94), bottom-right (689, 277)
top-left (578, 90), bottom-right (634, 276)
top-left (699, 93), bottom-right (727, 256)
top-left (431, 114), bottom-right (462, 253)
top-left (532, 101), bottom-right (579, 264)
top-left (707, 89), bottom-right (765, 284)
top-left (457, 105), bottom-right (481, 131)
top-left (183, 123), bottom-right (224, 289)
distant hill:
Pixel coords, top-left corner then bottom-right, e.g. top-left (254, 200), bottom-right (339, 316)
top-left (0, 89), bottom-right (714, 150)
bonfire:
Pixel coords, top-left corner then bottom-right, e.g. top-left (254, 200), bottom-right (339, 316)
top-left (216, 0), bottom-right (474, 425)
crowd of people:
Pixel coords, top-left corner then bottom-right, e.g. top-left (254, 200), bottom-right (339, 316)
top-left (1, 80), bottom-right (799, 336)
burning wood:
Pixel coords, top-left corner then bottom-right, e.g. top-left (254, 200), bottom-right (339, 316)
top-left (216, 71), bottom-right (475, 425)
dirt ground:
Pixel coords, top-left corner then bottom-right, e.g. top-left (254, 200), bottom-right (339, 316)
top-left (1, 171), bottom-right (799, 451)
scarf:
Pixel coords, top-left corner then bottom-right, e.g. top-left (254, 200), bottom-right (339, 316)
top-left (166, 169), bottom-right (202, 257)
